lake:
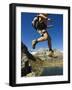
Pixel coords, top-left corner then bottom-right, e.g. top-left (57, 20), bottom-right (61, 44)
top-left (41, 67), bottom-right (63, 76)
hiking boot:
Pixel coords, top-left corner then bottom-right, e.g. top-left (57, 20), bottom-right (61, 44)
top-left (48, 50), bottom-right (54, 57)
top-left (32, 39), bottom-right (38, 49)
top-left (47, 50), bottom-right (57, 58)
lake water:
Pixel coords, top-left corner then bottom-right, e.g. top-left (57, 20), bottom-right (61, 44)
top-left (41, 67), bottom-right (63, 76)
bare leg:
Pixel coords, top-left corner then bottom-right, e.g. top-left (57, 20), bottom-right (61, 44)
top-left (37, 32), bottom-right (52, 50)
top-left (37, 32), bottom-right (48, 41)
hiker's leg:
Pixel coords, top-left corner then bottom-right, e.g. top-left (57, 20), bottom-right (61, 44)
top-left (32, 32), bottom-right (48, 49)
top-left (37, 32), bottom-right (48, 42)
top-left (37, 32), bottom-right (52, 50)
top-left (46, 32), bottom-right (55, 57)
top-left (32, 30), bottom-right (48, 49)
top-left (47, 32), bottom-right (52, 51)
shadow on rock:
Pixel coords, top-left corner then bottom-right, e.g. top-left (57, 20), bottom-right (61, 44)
top-left (21, 42), bottom-right (36, 61)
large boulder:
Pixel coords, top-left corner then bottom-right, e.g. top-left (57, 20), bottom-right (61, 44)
top-left (21, 42), bottom-right (36, 76)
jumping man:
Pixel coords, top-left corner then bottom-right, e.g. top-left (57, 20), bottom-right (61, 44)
top-left (32, 13), bottom-right (55, 57)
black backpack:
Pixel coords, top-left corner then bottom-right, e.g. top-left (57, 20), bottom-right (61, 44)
top-left (32, 17), bottom-right (47, 30)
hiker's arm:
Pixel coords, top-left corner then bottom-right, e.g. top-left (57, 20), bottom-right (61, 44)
top-left (32, 17), bottom-right (37, 25)
top-left (32, 17), bottom-right (38, 30)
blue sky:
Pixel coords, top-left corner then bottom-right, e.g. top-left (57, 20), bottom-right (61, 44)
top-left (21, 12), bottom-right (63, 51)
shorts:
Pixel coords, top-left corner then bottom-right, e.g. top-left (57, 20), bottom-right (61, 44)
top-left (37, 29), bottom-right (47, 36)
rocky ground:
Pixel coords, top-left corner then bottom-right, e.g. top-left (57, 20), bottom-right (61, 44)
top-left (21, 42), bottom-right (63, 77)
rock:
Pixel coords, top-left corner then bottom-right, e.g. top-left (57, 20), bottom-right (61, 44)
top-left (26, 72), bottom-right (35, 77)
top-left (21, 42), bottom-right (36, 76)
top-left (21, 42), bottom-right (28, 53)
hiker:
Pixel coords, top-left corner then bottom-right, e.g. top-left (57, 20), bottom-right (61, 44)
top-left (32, 13), bottom-right (54, 57)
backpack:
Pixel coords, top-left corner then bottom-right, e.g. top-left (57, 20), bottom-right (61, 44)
top-left (32, 17), bottom-right (47, 30)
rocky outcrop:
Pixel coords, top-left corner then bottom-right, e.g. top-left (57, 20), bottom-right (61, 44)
top-left (21, 42), bottom-right (44, 77)
top-left (21, 42), bottom-right (36, 76)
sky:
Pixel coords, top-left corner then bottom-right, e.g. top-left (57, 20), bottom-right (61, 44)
top-left (21, 12), bottom-right (63, 51)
